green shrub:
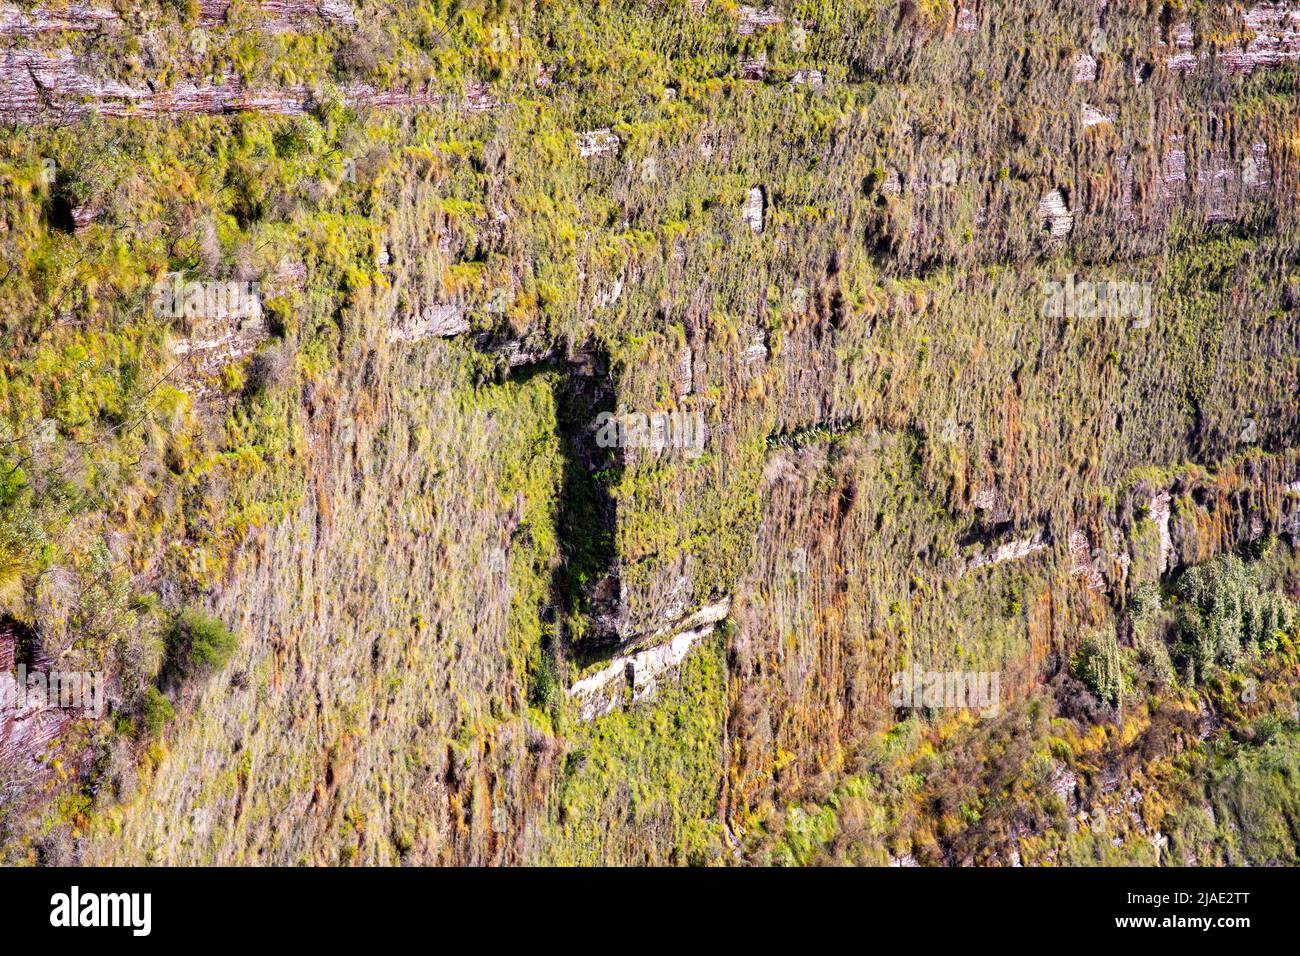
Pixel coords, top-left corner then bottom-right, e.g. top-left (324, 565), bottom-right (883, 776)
top-left (1135, 632), bottom-right (1175, 688)
top-left (1205, 728), bottom-right (1300, 865)
top-left (528, 642), bottom-right (559, 711)
top-left (141, 687), bottom-right (176, 738)
top-left (1071, 626), bottom-right (1124, 707)
top-left (167, 609), bottom-right (238, 680)
top-left (1175, 554), bottom-right (1295, 679)
top-left (1128, 582), bottom-right (1163, 631)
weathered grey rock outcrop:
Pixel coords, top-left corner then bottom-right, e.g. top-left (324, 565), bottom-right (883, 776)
top-left (1166, 5), bottom-right (1300, 76)
top-left (965, 531), bottom-right (1048, 575)
top-left (0, 1), bottom-right (357, 36)
top-left (0, 47), bottom-right (494, 120)
top-left (1069, 530), bottom-right (1106, 592)
top-left (200, 0), bottom-right (358, 29)
top-left (0, 3), bottom-right (115, 37)
top-left (568, 598), bottom-right (731, 720)
top-left (743, 186), bottom-right (765, 233)
top-left (1081, 103), bottom-right (1113, 129)
top-left (1160, 137), bottom-right (1272, 221)
top-left (0, 625), bottom-right (79, 771)
top-left (790, 69), bottom-right (824, 89)
top-left (734, 5), bottom-right (783, 35)
top-left (387, 304), bottom-right (469, 344)
top-left (1037, 189), bottom-right (1073, 238)
top-left (1073, 52), bottom-right (1098, 83)
top-left (738, 51), bottom-right (766, 81)
top-left (575, 129), bottom-right (620, 158)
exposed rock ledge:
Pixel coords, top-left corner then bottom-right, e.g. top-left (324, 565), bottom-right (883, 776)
top-left (0, 48), bottom-right (495, 121)
top-left (0, 625), bottom-right (75, 770)
top-left (568, 598), bottom-right (730, 720)
top-left (575, 128), bottom-right (620, 159)
top-left (0, 2), bottom-right (356, 36)
top-left (386, 303), bottom-right (469, 343)
top-left (199, 1), bottom-right (357, 29)
top-left (0, 3), bottom-right (115, 36)
top-left (1163, 5), bottom-right (1300, 76)
top-left (734, 5), bottom-right (782, 35)
top-left (1037, 189), bottom-right (1073, 238)
top-left (963, 531), bottom-right (1048, 576)
top-left (169, 309), bottom-right (270, 405)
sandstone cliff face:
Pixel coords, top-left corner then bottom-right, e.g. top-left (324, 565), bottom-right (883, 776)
top-left (0, 2), bottom-right (356, 37)
top-left (0, 46), bottom-right (494, 121)
top-left (0, 2), bottom-right (496, 120)
top-left (3, 0), bottom-right (1300, 865)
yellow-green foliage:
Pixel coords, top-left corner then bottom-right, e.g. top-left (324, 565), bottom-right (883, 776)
top-left (5, 0), bottom-right (1300, 865)
top-left (542, 637), bottom-right (729, 865)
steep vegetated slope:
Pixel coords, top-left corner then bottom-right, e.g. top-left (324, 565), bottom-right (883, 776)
top-left (0, 0), bottom-right (1299, 865)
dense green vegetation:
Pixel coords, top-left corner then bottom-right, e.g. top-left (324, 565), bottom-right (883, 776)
top-left (762, 547), bottom-right (1300, 866)
top-left (1175, 553), bottom-right (1295, 678)
top-left (1, 0), bottom-right (1299, 865)
top-left (165, 609), bottom-right (238, 681)
top-left (543, 635), bottom-right (730, 865)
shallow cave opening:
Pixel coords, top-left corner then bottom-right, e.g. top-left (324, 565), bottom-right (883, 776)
top-left (0, 616), bottom-right (37, 673)
top-left (43, 171), bottom-right (82, 234)
top-left (46, 192), bottom-right (77, 233)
